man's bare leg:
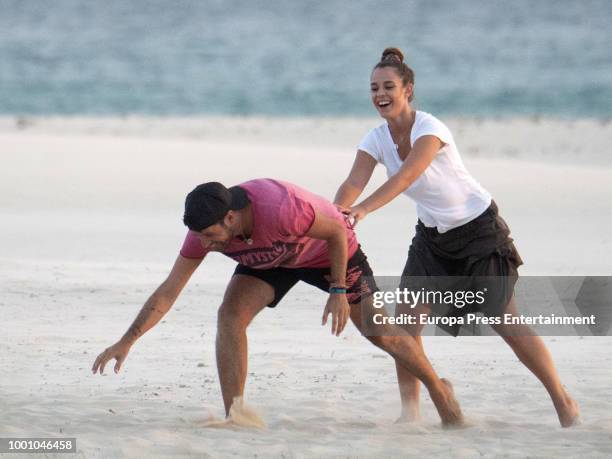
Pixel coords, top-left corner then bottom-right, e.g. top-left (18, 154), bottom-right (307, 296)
top-left (394, 302), bottom-right (430, 423)
top-left (492, 296), bottom-right (580, 427)
top-left (351, 297), bottom-right (463, 426)
top-left (216, 274), bottom-right (274, 415)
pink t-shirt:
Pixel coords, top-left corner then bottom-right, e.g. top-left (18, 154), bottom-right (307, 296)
top-left (180, 179), bottom-right (359, 269)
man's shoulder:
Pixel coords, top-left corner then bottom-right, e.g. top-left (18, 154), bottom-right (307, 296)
top-left (241, 178), bottom-right (310, 200)
top-left (239, 178), bottom-right (285, 194)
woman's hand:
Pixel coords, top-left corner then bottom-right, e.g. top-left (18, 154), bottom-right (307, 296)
top-left (334, 204), bottom-right (351, 215)
top-left (335, 204), bottom-right (359, 228)
top-left (349, 204), bottom-right (369, 227)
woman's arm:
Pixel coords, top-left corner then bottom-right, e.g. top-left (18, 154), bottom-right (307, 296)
top-left (333, 151), bottom-right (377, 208)
top-left (350, 135), bottom-right (443, 222)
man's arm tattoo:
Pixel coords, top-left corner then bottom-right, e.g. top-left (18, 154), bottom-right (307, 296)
top-left (123, 295), bottom-right (169, 342)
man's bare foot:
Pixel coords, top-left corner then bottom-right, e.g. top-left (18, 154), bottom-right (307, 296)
top-left (430, 378), bottom-right (464, 427)
top-left (557, 396), bottom-right (580, 427)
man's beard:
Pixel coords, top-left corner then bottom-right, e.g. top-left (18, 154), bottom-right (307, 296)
top-left (209, 222), bottom-right (235, 251)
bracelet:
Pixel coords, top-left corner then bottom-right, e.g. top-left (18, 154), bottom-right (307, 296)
top-left (329, 286), bottom-right (347, 294)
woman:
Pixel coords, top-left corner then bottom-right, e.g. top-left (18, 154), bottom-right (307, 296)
top-left (334, 47), bottom-right (579, 427)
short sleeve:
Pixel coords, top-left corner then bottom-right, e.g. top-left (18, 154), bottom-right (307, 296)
top-left (412, 114), bottom-right (453, 146)
top-left (278, 195), bottom-right (316, 237)
top-left (180, 230), bottom-right (208, 259)
top-left (357, 128), bottom-right (382, 162)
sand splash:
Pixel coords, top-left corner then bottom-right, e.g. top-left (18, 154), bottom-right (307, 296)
top-left (199, 397), bottom-right (266, 430)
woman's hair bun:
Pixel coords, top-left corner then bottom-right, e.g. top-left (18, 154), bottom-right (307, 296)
top-left (381, 47), bottom-right (404, 64)
top-left (374, 47), bottom-right (415, 95)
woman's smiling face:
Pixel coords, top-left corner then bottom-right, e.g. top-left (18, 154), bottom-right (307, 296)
top-left (370, 66), bottom-right (413, 118)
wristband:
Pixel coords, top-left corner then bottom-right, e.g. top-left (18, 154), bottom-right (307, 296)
top-left (329, 286), bottom-right (347, 294)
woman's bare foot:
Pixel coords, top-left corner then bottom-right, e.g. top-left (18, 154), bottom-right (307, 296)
top-left (557, 396), bottom-right (580, 427)
top-left (430, 378), bottom-right (464, 427)
top-left (394, 404), bottom-right (420, 424)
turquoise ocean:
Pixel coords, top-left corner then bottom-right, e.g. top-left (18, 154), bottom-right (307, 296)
top-left (1, 0), bottom-right (610, 117)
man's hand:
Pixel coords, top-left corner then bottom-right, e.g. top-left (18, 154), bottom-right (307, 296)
top-left (92, 340), bottom-right (132, 375)
top-left (322, 293), bottom-right (351, 336)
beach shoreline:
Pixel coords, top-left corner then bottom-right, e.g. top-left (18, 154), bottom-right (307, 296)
top-left (2, 115), bottom-right (612, 166)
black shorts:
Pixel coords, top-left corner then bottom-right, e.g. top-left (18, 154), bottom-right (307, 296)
top-left (233, 246), bottom-right (378, 307)
top-left (400, 201), bottom-right (523, 334)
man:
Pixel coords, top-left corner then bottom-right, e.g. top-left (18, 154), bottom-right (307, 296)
top-left (92, 178), bottom-right (462, 425)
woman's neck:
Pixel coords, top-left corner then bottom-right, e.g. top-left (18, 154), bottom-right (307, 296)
top-left (386, 107), bottom-right (415, 133)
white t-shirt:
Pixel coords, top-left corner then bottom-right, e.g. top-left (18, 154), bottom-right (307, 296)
top-left (358, 111), bottom-right (491, 233)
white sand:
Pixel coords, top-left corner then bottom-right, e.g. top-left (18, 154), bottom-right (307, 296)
top-left (1, 117), bottom-right (611, 457)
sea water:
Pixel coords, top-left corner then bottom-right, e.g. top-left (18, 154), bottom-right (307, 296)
top-left (1, 0), bottom-right (610, 117)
